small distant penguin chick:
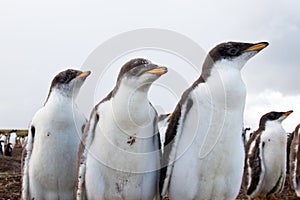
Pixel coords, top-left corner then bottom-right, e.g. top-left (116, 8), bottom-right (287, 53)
top-left (245, 110), bottom-right (293, 200)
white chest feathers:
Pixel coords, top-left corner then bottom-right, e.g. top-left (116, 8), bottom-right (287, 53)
top-left (205, 62), bottom-right (246, 110)
top-left (84, 99), bottom-right (160, 199)
top-left (261, 121), bottom-right (287, 166)
top-left (26, 93), bottom-right (85, 200)
top-left (167, 65), bottom-right (246, 200)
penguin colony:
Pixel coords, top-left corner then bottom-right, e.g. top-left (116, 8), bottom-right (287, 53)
top-left (0, 130), bottom-right (18, 156)
top-left (20, 41), bottom-right (300, 200)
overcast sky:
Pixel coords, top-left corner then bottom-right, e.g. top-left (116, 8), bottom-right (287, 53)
top-left (0, 0), bottom-right (299, 133)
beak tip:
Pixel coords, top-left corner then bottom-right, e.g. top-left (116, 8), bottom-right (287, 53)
top-left (162, 67), bottom-right (168, 73)
top-left (77, 71), bottom-right (91, 78)
top-left (284, 110), bottom-right (293, 116)
top-left (262, 41), bottom-right (269, 48)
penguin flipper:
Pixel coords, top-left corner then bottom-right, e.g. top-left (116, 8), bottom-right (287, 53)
top-left (151, 106), bottom-right (162, 200)
top-left (76, 108), bottom-right (99, 200)
top-left (159, 101), bottom-right (181, 198)
top-left (21, 124), bottom-right (35, 200)
top-left (160, 95), bottom-right (193, 198)
top-left (289, 126), bottom-right (299, 192)
top-left (246, 139), bottom-right (266, 197)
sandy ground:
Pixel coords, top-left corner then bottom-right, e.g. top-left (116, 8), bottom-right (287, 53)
top-left (0, 146), bottom-right (299, 200)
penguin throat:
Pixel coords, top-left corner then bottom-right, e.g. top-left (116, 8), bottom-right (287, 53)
top-left (45, 88), bottom-right (75, 107)
top-left (203, 65), bottom-right (246, 110)
top-left (111, 85), bottom-right (152, 129)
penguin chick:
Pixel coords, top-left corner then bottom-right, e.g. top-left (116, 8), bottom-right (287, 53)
top-left (77, 58), bottom-right (167, 200)
top-left (160, 41), bottom-right (268, 200)
top-left (245, 110), bottom-right (293, 200)
top-left (22, 69), bottom-right (90, 200)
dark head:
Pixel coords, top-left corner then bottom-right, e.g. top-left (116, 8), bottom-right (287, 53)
top-left (100, 58), bottom-right (167, 103)
top-left (259, 110), bottom-right (293, 128)
top-left (46, 69), bottom-right (91, 102)
top-left (201, 41), bottom-right (269, 80)
top-left (116, 58), bottom-right (168, 90)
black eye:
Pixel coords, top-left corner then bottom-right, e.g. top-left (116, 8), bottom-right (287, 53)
top-left (227, 48), bottom-right (239, 56)
top-left (63, 76), bottom-right (68, 82)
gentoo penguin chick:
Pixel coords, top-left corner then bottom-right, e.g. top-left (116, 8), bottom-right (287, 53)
top-left (77, 58), bottom-right (167, 200)
top-left (158, 113), bottom-right (172, 153)
top-left (160, 41), bottom-right (268, 200)
top-left (0, 134), bottom-right (7, 153)
top-left (22, 69), bottom-right (90, 200)
top-left (4, 142), bottom-right (13, 156)
top-left (289, 123), bottom-right (300, 197)
top-left (9, 130), bottom-right (17, 148)
top-left (245, 110), bottom-right (293, 200)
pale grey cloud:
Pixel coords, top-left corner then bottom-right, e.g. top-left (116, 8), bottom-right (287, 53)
top-left (0, 0), bottom-right (299, 129)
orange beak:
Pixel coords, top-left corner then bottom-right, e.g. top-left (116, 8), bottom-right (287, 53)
top-left (76, 71), bottom-right (91, 78)
top-left (147, 67), bottom-right (168, 75)
top-left (283, 110), bottom-right (293, 116)
top-left (243, 42), bottom-right (268, 52)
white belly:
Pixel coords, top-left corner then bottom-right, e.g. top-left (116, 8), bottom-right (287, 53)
top-left (166, 56), bottom-right (248, 199)
top-left (260, 127), bottom-right (286, 194)
top-left (28, 111), bottom-right (83, 199)
top-left (169, 83), bottom-right (245, 200)
top-left (169, 109), bottom-right (244, 199)
top-left (85, 105), bottom-right (160, 199)
top-left (85, 151), bottom-right (158, 200)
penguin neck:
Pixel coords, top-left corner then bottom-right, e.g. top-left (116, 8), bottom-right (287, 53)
top-left (111, 82), bottom-right (152, 130)
top-left (202, 61), bottom-right (246, 110)
top-left (265, 120), bottom-right (284, 132)
top-left (45, 88), bottom-right (75, 109)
